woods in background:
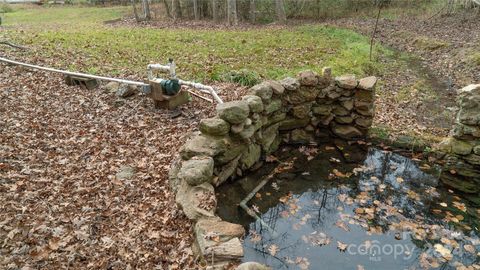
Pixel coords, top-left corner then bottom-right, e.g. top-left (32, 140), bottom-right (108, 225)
top-left (126, 0), bottom-right (479, 25)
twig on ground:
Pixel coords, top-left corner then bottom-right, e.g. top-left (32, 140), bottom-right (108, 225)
top-left (0, 40), bottom-right (27, 50)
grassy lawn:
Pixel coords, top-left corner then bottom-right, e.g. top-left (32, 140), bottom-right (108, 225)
top-left (2, 5), bottom-right (397, 84)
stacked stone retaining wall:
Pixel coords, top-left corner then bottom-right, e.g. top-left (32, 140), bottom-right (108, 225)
top-left (168, 68), bottom-right (377, 268)
top-left (436, 84), bottom-right (480, 194)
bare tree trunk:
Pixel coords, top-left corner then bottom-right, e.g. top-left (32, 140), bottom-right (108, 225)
top-left (227, 0), bottom-right (238, 25)
top-left (193, 0), bottom-right (199, 20)
top-left (132, 0), bottom-right (141, 22)
top-left (163, 0), bottom-right (172, 18)
top-left (172, 0), bottom-right (182, 21)
top-left (275, 0), bottom-right (286, 24)
top-left (212, 0), bottom-right (219, 21)
top-left (249, 0), bottom-right (256, 23)
top-left (142, 0), bottom-right (151, 20)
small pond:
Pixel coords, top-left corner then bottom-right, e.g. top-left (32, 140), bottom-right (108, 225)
top-left (216, 142), bottom-right (480, 270)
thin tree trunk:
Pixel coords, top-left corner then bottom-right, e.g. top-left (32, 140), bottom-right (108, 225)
top-left (227, 0), bottom-right (238, 25)
top-left (163, 0), bottom-right (172, 18)
top-left (212, 0), bottom-right (218, 21)
top-left (142, 0), bottom-right (151, 20)
top-left (275, 0), bottom-right (287, 24)
top-left (172, 0), bottom-right (182, 21)
top-left (193, 0), bottom-right (199, 20)
top-left (132, 0), bottom-right (141, 22)
top-left (249, 0), bottom-right (256, 23)
top-left (370, 3), bottom-right (382, 61)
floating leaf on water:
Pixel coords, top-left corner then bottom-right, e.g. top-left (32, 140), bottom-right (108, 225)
top-left (396, 177), bottom-right (404, 184)
top-left (266, 155), bottom-right (278, 163)
top-left (271, 182), bottom-right (280, 191)
top-left (325, 146), bottom-right (335, 151)
top-left (434, 244), bottom-right (453, 260)
top-left (268, 244), bottom-right (278, 256)
top-left (439, 202), bottom-right (448, 207)
top-left (255, 193), bottom-right (262, 199)
top-left (464, 244), bottom-right (475, 254)
top-left (337, 241), bottom-right (348, 252)
top-left (249, 231), bottom-right (261, 244)
top-left (357, 265), bottom-right (365, 270)
top-left (295, 257), bottom-right (310, 270)
top-left (335, 220), bottom-right (350, 232)
top-left (252, 204), bottom-right (260, 213)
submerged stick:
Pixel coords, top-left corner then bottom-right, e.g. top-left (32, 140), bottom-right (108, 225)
top-left (239, 158), bottom-right (296, 238)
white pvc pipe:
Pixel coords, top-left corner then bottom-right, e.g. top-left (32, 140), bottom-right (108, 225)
top-left (0, 56), bottom-right (149, 87)
top-left (179, 79), bottom-right (223, 104)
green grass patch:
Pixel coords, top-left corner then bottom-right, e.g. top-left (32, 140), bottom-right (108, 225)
top-left (4, 6), bottom-right (400, 84)
top-left (0, 3), bottom-right (14, 13)
top-left (395, 79), bottom-right (438, 103)
top-left (468, 52), bottom-right (480, 67)
top-left (3, 6), bottom-right (128, 26)
top-left (413, 36), bottom-right (450, 51)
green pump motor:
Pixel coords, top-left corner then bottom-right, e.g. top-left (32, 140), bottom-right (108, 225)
top-left (160, 78), bottom-right (181, 96)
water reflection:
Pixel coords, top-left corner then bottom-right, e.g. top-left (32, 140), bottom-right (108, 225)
top-left (217, 146), bottom-right (480, 270)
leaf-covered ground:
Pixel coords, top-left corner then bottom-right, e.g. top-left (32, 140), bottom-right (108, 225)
top-left (0, 52), bottom-right (249, 268)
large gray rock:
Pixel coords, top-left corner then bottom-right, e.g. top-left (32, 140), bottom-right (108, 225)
top-left (259, 123), bottom-right (280, 152)
top-left (240, 144), bottom-right (261, 170)
top-left (340, 99), bottom-right (354, 111)
top-left (355, 101), bottom-right (374, 116)
top-left (280, 77), bottom-right (300, 91)
top-left (214, 155), bottom-right (241, 186)
top-left (266, 111), bottom-right (287, 126)
top-left (335, 115), bottom-right (354, 124)
top-left (176, 181), bottom-right (216, 220)
top-left (195, 218), bottom-right (245, 244)
top-left (266, 80), bottom-right (285, 95)
top-left (116, 84), bottom-right (137, 98)
top-left (242, 95), bottom-right (264, 113)
top-left (355, 116), bottom-right (373, 128)
top-left (215, 136), bottom-right (248, 164)
top-left (290, 129), bottom-right (313, 143)
top-left (236, 262), bottom-right (271, 270)
top-left (199, 118), bottom-right (230, 136)
top-left (332, 105), bottom-right (350, 116)
top-left (298, 70), bottom-right (318, 86)
top-left (292, 102), bottom-right (312, 119)
top-left (335, 75), bottom-right (358, 89)
top-left (474, 145), bottom-right (480, 155)
top-left (217, 101), bottom-right (250, 124)
top-left (105, 81), bottom-right (120, 93)
top-left (178, 157), bottom-right (214, 186)
top-left (332, 124), bottom-right (363, 139)
top-left (279, 117), bottom-right (310, 131)
top-left (312, 104), bottom-right (333, 116)
top-left (285, 86), bottom-right (321, 105)
top-left (437, 137), bottom-right (473, 155)
top-left (264, 99), bottom-right (282, 114)
top-left (248, 82), bottom-right (273, 102)
top-left (180, 133), bottom-right (227, 160)
top-left (358, 76), bottom-right (377, 91)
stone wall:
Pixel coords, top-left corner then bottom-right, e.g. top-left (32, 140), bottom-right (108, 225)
top-left (436, 84), bottom-right (480, 194)
top-left (168, 68), bottom-right (376, 267)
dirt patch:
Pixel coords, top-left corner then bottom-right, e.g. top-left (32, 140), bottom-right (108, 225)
top-left (328, 12), bottom-right (480, 141)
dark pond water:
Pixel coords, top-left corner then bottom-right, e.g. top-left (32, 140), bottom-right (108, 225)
top-left (216, 143), bottom-right (480, 270)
